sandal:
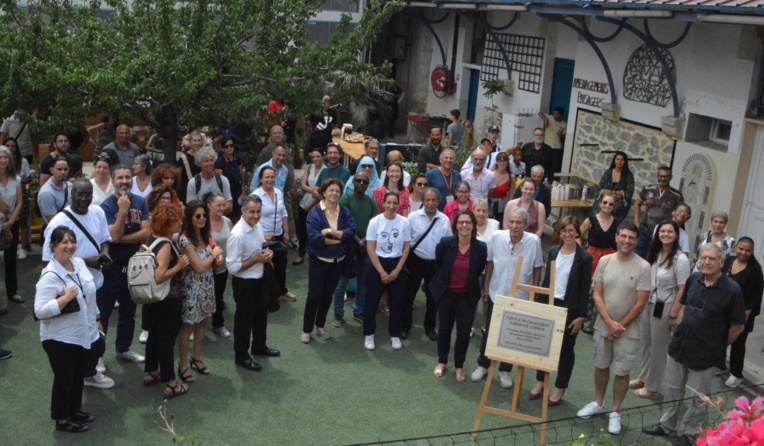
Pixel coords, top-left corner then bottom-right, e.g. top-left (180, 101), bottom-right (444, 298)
top-left (292, 257), bottom-right (304, 266)
top-left (379, 304), bottom-right (390, 317)
top-left (177, 365), bottom-right (195, 383)
top-left (634, 388), bottom-right (658, 399)
top-left (455, 368), bottom-right (466, 383)
top-left (164, 382), bottom-right (188, 399)
top-left (189, 356), bottom-right (210, 375)
top-left (143, 371), bottom-right (160, 387)
top-left (628, 379), bottom-right (645, 389)
top-left (433, 364), bottom-right (446, 378)
top-left (10, 294), bottom-right (24, 304)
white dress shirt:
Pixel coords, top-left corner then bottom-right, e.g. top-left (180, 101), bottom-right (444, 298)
top-left (34, 257), bottom-right (98, 347)
top-left (251, 187), bottom-right (287, 236)
top-left (487, 230), bottom-right (544, 301)
top-left (407, 209), bottom-right (452, 260)
top-left (226, 218), bottom-right (266, 279)
top-left (460, 167), bottom-right (496, 200)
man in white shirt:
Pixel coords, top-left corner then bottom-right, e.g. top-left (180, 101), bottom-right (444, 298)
top-left (461, 138), bottom-right (495, 171)
top-left (226, 195), bottom-right (279, 372)
top-left (471, 207), bottom-right (544, 389)
top-left (460, 149), bottom-right (496, 201)
top-left (42, 179), bottom-right (114, 389)
top-left (403, 188), bottom-right (452, 341)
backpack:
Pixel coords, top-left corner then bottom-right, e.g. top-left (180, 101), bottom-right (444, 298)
top-left (128, 237), bottom-right (179, 304)
top-left (194, 172), bottom-right (223, 194)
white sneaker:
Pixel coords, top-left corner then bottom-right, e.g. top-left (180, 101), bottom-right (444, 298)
top-left (213, 326), bottom-right (231, 338)
top-left (725, 375), bottom-right (744, 388)
top-left (577, 401), bottom-right (607, 419)
top-left (114, 301), bottom-right (119, 309)
top-left (471, 366), bottom-right (488, 382)
top-left (96, 357), bottom-right (107, 374)
top-left (344, 292), bottom-right (348, 302)
top-left (390, 337), bottom-right (402, 350)
top-left (139, 330), bottom-right (149, 344)
top-left (84, 372), bottom-right (115, 389)
top-left (189, 333), bottom-right (194, 341)
top-left (364, 335), bottom-right (375, 351)
top-left (608, 412), bottom-right (622, 435)
top-left (499, 371), bottom-right (514, 389)
top-left (17, 249), bottom-right (27, 260)
top-left (115, 350), bottom-right (145, 363)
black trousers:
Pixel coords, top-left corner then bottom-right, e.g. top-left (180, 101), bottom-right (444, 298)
top-left (2, 220), bottom-right (19, 299)
top-left (212, 271), bottom-right (228, 328)
top-left (729, 329), bottom-right (750, 379)
top-left (96, 265), bottom-right (137, 353)
top-left (536, 305), bottom-right (581, 388)
top-left (84, 336), bottom-right (105, 378)
top-left (232, 276), bottom-right (267, 361)
top-left (272, 235), bottom-right (288, 294)
top-left (144, 297), bottom-right (182, 383)
top-left (364, 257), bottom-right (405, 337)
top-left (42, 340), bottom-right (86, 421)
top-left (297, 207), bottom-right (309, 257)
top-left (437, 290), bottom-right (476, 368)
top-left (477, 299), bottom-right (513, 372)
top-left (403, 255), bottom-right (438, 333)
top-left (302, 256), bottom-right (344, 333)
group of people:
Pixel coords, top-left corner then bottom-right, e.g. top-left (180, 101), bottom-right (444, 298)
top-left (0, 105), bottom-right (761, 444)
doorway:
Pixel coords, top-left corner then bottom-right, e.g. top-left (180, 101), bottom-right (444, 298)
top-left (739, 124), bottom-right (764, 249)
top-left (467, 68), bottom-right (480, 123)
top-left (548, 58), bottom-right (575, 121)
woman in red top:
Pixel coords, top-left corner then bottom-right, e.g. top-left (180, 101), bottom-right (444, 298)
top-left (491, 152), bottom-right (514, 228)
top-left (443, 181), bottom-right (473, 224)
top-left (372, 164), bottom-right (410, 217)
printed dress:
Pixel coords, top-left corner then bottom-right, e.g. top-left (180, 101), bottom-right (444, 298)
top-left (179, 235), bottom-right (216, 324)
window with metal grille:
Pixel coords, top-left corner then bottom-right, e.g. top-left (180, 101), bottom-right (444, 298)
top-left (481, 32), bottom-right (545, 94)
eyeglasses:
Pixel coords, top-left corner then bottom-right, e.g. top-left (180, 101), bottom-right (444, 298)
top-left (601, 201), bottom-right (615, 206)
top-left (559, 228), bottom-right (577, 234)
top-left (194, 213), bottom-right (208, 220)
top-left (675, 211), bottom-right (691, 218)
top-left (457, 221), bottom-right (472, 226)
top-left (354, 179), bottom-right (369, 184)
top-left (416, 182), bottom-right (428, 187)
top-left (160, 196), bottom-right (172, 202)
top-left (223, 144), bottom-right (235, 148)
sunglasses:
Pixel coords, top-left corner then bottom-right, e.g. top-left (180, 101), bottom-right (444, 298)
top-left (416, 182), bottom-right (428, 187)
top-left (601, 201), bottom-right (615, 206)
top-left (95, 155), bottom-right (111, 162)
top-left (354, 179), bottom-right (369, 184)
top-left (361, 164), bottom-right (373, 168)
top-left (194, 213), bottom-right (208, 220)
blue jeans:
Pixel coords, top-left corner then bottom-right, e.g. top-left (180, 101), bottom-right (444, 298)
top-left (333, 255), bottom-right (369, 317)
top-left (636, 234), bottom-right (651, 259)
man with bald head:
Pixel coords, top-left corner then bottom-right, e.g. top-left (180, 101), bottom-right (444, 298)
top-left (103, 124), bottom-right (141, 167)
top-left (460, 149), bottom-right (496, 200)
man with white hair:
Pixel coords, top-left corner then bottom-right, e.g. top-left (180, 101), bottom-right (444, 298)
top-left (187, 147), bottom-right (232, 214)
top-left (471, 206), bottom-right (543, 389)
top-left (460, 149), bottom-right (495, 201)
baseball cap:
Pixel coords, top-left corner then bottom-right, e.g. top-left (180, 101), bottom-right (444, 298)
top-left (488, 125), bottom-right (500, 133)
top-left (480, 138), bottom-right (493, 145)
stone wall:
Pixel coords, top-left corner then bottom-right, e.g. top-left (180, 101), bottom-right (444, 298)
top-left (571, 109), bottom-right (675, 197)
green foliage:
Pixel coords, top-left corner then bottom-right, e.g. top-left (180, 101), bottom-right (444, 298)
top-left (0, 0), bottom-right (403, 158)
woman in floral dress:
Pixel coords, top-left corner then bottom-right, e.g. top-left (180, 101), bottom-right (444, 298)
top-left (176, 201), bottom-right (223, 383)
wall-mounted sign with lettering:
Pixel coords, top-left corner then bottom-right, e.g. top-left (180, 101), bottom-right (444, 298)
top-left (573, 77), bottom-right (608, 109)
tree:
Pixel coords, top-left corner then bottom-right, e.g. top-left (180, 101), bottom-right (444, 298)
top-left (0, 0), bottom-right (402, 159)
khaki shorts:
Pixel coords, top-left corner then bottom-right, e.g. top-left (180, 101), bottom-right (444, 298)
top-left (593, 330), bottom-right (638, 376)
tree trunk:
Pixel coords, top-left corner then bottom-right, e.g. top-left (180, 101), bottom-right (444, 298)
top-left (160, 123), bottom-right (178, 163)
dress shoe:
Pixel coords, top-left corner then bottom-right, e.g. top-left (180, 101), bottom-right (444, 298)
top-left (642, 424), bottom-right (668, 437)
top-left (55, 421), bottom-right (89, 433)
top-left (235, 358), bottom-right (262, 371)
top-left (400, 330), bottom-right (409, 340)
top-left (251, 347), bottom-right (281, 357)
top-left (71, 411), bottom-right (95, 423)
top-left (425, 329), bottom-right (438, 341)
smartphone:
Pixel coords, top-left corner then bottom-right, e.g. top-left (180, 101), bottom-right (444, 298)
top-left (653, 301), bottom-right (665, 318)
top-left (98, 254), bottom-right (112, 265)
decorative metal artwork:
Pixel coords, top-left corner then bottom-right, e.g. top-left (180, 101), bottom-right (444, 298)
top-left (481, 32), bottom-right (545, 93)
top-left (622, 44), bottom-right (676, 107)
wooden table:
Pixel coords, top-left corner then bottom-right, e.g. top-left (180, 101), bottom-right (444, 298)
top-left (551, 199), bottom-right (593, 209)
top-left (332, 136), bottom-right (365, 162)
top-left (550, 199), bottom-right (593, 243)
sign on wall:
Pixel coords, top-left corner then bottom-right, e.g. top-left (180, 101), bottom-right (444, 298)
top-left (623, 44), bottom-right (676, 107)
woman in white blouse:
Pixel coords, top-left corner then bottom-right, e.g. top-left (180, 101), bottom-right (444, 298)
top-left (251, 166), bottom-right (294, 301)
top-left (89, 154), bottom-right (114, 206)
top-left (474, 199), bottom-right (499, 336)
top-left (0, 146), bottom-right (23, 307)
top-left (208, 193), bottom-right (234, 338)
top-left (34, 226), bottom-right (98, 433)
top-left (131, 155), bottom-right (153, 199)
top-left (630, 220), bottom-right (690, 399)
top-left (294, 148), bottom-right (326, 266)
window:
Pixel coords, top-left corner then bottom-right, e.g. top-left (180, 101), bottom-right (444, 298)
top-left (481, 33), bottom-right (545, 93)
top-left (685, 113), bottom-right (731, 151)
top-left (709, 119), bottom-right (731, 145)
top-left (322, 0), bottom-right (360, 13)
top-left (305, 22), bottom-right (356, 45)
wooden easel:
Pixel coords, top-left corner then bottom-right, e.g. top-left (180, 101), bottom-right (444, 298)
top-left (472, 257), bottom-right (561, 445)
